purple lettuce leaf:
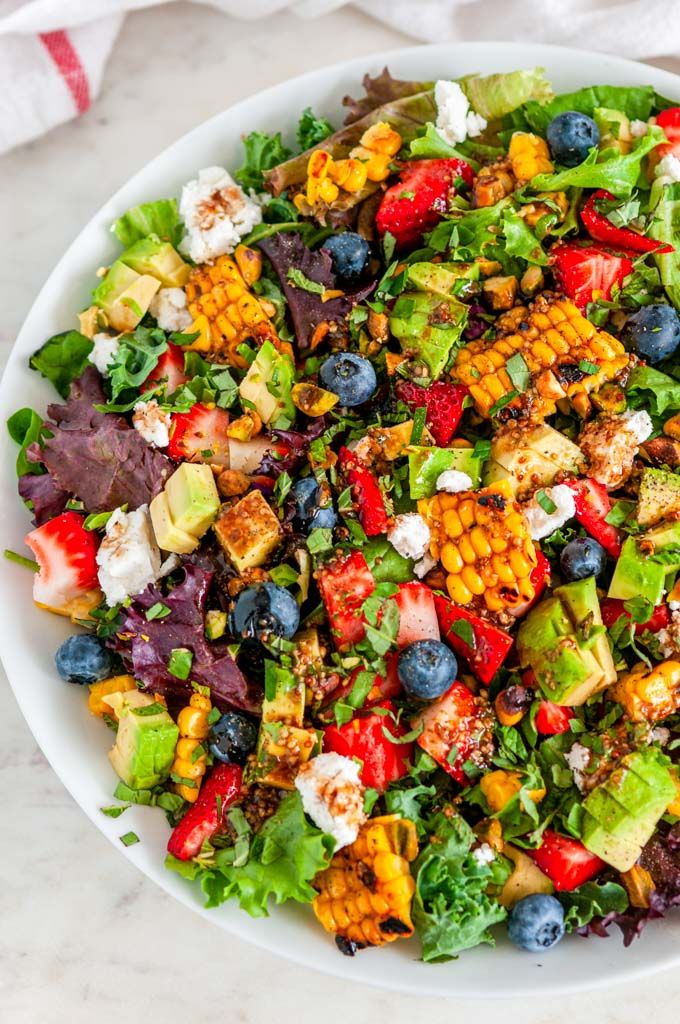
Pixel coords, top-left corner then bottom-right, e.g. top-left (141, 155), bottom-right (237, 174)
top-left (342, 68), bottom-right (433, 125)
top-left (258, 234), bottom-right (374, 349)
top-left (109, 564), bottom-right (260, 713)
top-left (18, 468), bottom-right (69, 526)
top-left (257, 418), bottom-right (328, 479)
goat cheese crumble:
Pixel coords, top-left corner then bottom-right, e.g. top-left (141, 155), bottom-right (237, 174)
top-left (578, 410), bottom-right (652, 490)
top-left (436, 469), bottom-right (473, 493)
top-left (655, 153), bottom-right (680, 184)
top-left (179, 166), bottom-right (262, 263)
top-left (472, 842), bottom-right (496, 867)
top-left (295, 753), bottom-right (366, 850)
top-left (630, 118), bottom-right (651, 138)
top-left (656, 610), bottom-right (680, 659)
top-left (387, 513), bottom-right (431, 562)
top-left (149, 287), bottom-right (193, 333)
top-left (434, 80), bottom-right (487, 147)
top-left (414, 552), bottom-right (437, 579)
top-left (522, 484), bottom-right (576, 541)
top-left (89, 332), bottom-right (120, 376)
top-left (133, 400), bottom-right (172, 448)
top-left (565, 742), bottom-right (591, 792)
top-left (96, 505), bottom-right (162, 606)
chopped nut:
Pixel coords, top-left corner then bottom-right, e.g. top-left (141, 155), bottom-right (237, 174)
top-left (216, 468), bottom-right (250, 497)
top-left (367, 309), bottom-right (389, 344)
top-left (482, 275), bottom-right (519, 311)
top-left (519, 266), bottom-right (544, 297)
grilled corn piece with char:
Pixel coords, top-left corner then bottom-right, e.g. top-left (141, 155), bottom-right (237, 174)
top-left (508, 132), bottom-right (554, 182)
top-left (171, 692), bottom-right (211, 803)
top-left (313, 815), bottom-right (418, 950)
top-left (611, 660), bottom-right (680, 723)
top-left (453, 295), bottom-right (629, 419)
top-left (419, 479), bottom-right (538, 612)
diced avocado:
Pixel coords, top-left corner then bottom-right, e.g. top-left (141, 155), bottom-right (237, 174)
top-left (581, 748), bottom-right (675, 871)
top-left (484, 422), bottom-right (583, 498)
top-left (643, 518), bottom-right (680, 553)
top-left (149, 491), bottom-right (198, 554)
top-left (262, 659), bottom-right (305, 727)
top-left (608, 536), bottom-right (667, 606)
top-left (103, 690), bottom-right (179, 790)
top-left (499, 845), bottom-right (554, 909)
top-left (407, 261), bottom-right (479, 298)
top-left (255, 659), bottom-right (316, 789)
top-left (594, 107), bottom-right (632, 154)
top-left (93, 260), bottom-right (160, 333)
top-left (517, 578), bottom-right (615, 706)
top-left (637, 468), bottom-right (680, 528)
top-left (239, 340), bottom-right (295, 427)
top-left (364, 537), bottom-right (414, 583)
top-left (213, 489), bottom-right (283, 573)
top-left (119, 235), bottom-right (190, 288)
top-left (165, 463), bottom-right (220, 536)
top-left (389, 291), bottom-right (468, 380)
top-left (408, 446), bottom-right (481, 499)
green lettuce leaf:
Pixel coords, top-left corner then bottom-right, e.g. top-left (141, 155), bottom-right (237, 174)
top-left (297, 107), bottom-right (334, 151)
top-left (626, 363), bottom-right (680, 416)
top-left (29, 330), bottom-right (94, 398)
top-left (111, 199), bottom-right (183, 248)
top-left (508, 84), bottom-right (658, 136)
top-left (409, 122), bottom-right (473, 164)
top-left (413, 811), bottom-right (510, 961)
top-left (649, 182), bottom-right (680, 309)
top-left (107, 325), bottom-right (168, 401)
top-left (502, 208), bottom-right (548, 266)
top-left (558, 880), bottom-right (629, 930)
top-left (7, 407), bottom-right (48, 477)
top-left (236, 130), bottom-right (292, 193)
top-left (458, 67), bottom-right (553, 120)
top-left (530, 126), bottom-right (665, 197)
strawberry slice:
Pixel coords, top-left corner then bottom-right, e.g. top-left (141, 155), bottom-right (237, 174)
top-left (394, 581), bottom-right (440, 647)
top-left (563, 478), bottom-right (622, 558)
top-left (317, 550), bottom-right (375, 650)
top-left (142, 342), bottom-right (189, 395)
top-left (528, 830), bottom-right (604, 892)
top-left (534, 700), bottom-right (575, 736)
top-left (434, 594), bottom-right (513, 685)
top-left (167, 763), bottom-right (242, 860)
top-left (167, 403), bottom-right (230, 466)
top-left (396, 380), bottom-right (469, 446)
top-left (376, 158), bottom-right (474, 249)
top-left (414, 680), bottom-right (485, 784)
top-left (25, 511), bottom-right (100, 612)
top-left (600, 598), bottom-right (670, 636)
top-left (550, 242), bottom-right (633, 310)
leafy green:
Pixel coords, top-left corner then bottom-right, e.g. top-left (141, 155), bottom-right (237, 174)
top-left (502, 208), bottom-right (548, 265)
top-left (626, 363), bottom-right (680, 417)
top-left (458, 67), bottom-right (552, 120)
top-left (111, 199), bottom-right (183, 247)
top-left (7, 408), bottom-right (48, 476)
top-left (649, 182), bottom-right (680, 310)
top-left (558, 880), bottom-right (629, 931)
top-left (29, 330), bottom-right (93, 398)
top-left (296, 107), bottom-right (334, 151)
top-left (413, 811), bottom-right (510, 961)
top-left (409, 123), bottom-right (476, 166)
top-left (167, 792), bottom-right (335, 917)
top-left (508, 84), bottom-right (658, 137)
top-left (530, 127), bottom-right (665, 197)
top-left (384, 782), bottom-right (438, 835)
top-left (235, 130), bottom-right (292, 192)
top-left (106, 325), bottom-right (168, 401)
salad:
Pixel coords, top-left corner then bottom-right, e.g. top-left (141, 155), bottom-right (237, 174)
top-left (9, 63), bottom-right (680, 963)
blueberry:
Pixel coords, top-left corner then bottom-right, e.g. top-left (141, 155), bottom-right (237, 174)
top-left (209, 711), bottom-right (258, 765)
top-left (622, 304), bottom-right (680, 364)
top-left (547, 111), bottom-right (600, 167)
top-left (322, 232), bottom-right (370, 279)
top-left (230, 582), bottom-right (300, 641)
top-left (293, 477), bottom-right (337, 530)
top-left (560, 537), bottom-right (607, 581)
top-left (397, 640), bottom-right (457, 700)
top-left (319, 353), bottom-right (376, 407)
top-left (310, 505), bottom-right (338, 529)
top-left (507, 894), bottom-right (565, 952)
top-left (55, 633), bottom-right (114, 685)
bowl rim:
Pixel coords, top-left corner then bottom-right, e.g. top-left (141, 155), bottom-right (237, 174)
top-left (4, 39), bottom-right (680, 998)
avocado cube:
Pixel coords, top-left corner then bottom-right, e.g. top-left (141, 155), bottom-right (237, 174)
top-left (643, 518), bottom-right (680, 554)
top-left (406, 261), bottom-right (479, 297)
top-left (238, 340), bottom-right (295, 427)
top-left (149, 491), bottom-right (199, 554)
top-left (255, 723), bottom-right (317, 789)
top-left (93, 260), bottom-right (160, 333)
top-left (262, 659), bottom-right (305, 728)
top-left (583, 786), bottom-right (640, 836)
top-left (120, 236), bottom-right (190, 288)
top-left (608, 536), bottom-right (667, 606)
top-left (213, 489), bottom-right (283, 572)
top-left (594, 107), bottom-right (632, 154)
top-left (165, 463), bottom-right (220, 536)
top-left (408, 446), bottom-right (481, 499)
top-left (625, 747), bottom-right (677, 800)
top-left (103, 690), bottom-right (179, 790)
top-left (580, 810), bottom-right (642, 872)
top-left (485, 422), bottom-right (583, 498)
top-left (390, 291), bottom-right (468, 379)
top-left (637, 468), bottom-right (680, 528)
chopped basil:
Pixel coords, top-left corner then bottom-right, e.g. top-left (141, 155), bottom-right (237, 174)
top-left (145, 601), bottom-right (171, 621)
top-left (489, 391), bottom-right (519, 417)
top-left (100, 804), bottom-right (129, 818)
top-left (448, 619), bottom-right (476, 649)
top-left (167, 648), bottom-right (193, 680)
top-left (472, 439), bottom-right (492, 461)
top-left (119, 831), bottom-right (140, 847)
top-left (307, 528), bottom-right (334, 555)
top-left (3, 549), bottom-right (38, 572)
top-left (287, 268), bottom-right (325, 295)
top-left (382, 721), bottom-right (424, 745)
top-left (578, 359), bottom-right (599, 376)
top-left (170, 772), bottom-right (197, 789)
top-left (131, 701), bottom-right (166, 717)
top-left (208, 707), bottom-right (222, 725)
top-left (505, 353), bottom-right (531, 392)
top-left (536, 489), bottom-right (557, 514)
top-left (410, 405), bottom-right (427, 445)
top-left (84, 505), bottom-right (127, 532)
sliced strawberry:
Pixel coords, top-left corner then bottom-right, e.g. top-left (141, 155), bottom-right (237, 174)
top-left (167, 763), bottom-right (242, 861)
top-left (142, 342), bottom-right (189, 395)
top-left (434, 594), bottom-right (513, 685)
top-left (167, 403), bottom-right (230, 466)
top-left (396, 380), bottom-right (469, 445)
top-left (376, 158), bottom-right (474, 249)
top-left (317, 550), bottom-right (375, 650)
top-left (534, 700), bottom-right (575, 736)
top-left (327, 651), bottom-right (402, 709)
top-left (528, 830), bottom-right (604, 892)
top-left (550, 242), bottom-right (633, 310)
top-left (563, 478), bottom-right (622, 558)
top-left (338, 447), bottom-right (388, 537)
top-left (600, 598), bottom-right (670, 636)
top-left (414, 680), bottom-right (486, 784)
top-left (649, 107), bottom-right (680, 172)
top-left (394, 581), bottom-right (440, 648)
top-left (323, 701), bottom-right (412, 792)
top-left (25, 511), bottom-right (100, 611)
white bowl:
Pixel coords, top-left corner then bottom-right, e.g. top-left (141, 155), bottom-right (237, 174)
top-left (2, 41), bottom-right (680, 997)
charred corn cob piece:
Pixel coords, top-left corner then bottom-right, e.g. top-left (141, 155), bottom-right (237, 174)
top-left (453, 296), bottom-right (629, 419)
top-left (610, 660), bottom-right (680, 722)
top-left (184, 251), bottom-right (279, 368)
top-left (171, 692), bottom-right (211, 803)
top-left (508, 132), bottom-right (554, 182)
top-left (313, 815), bottom-right (418, 950)
top-left (419, 479), bottom-right (538, 612)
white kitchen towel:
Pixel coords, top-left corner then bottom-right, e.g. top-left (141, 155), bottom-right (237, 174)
top-left (2, 0), bottom-right (680, 155)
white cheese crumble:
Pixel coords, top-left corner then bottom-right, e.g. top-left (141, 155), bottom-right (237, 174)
top-left (578, 410), bottom-right (652, 490)
top-left (650, 726), bottom-right (671, 747)
top-left (132, 400), bottom-right (172, 448)
top-left (522, 484), bottom-right (576, 541)
top-left (89, 332), bottom-right (120, 376)
top-left (414, 552), bottom-right (437, 579)
top-left (472, 842), bottom-right (496, 867)
top-left (436, 469), bottom-right (473, 494)
top-left (179, 166), bottom-right (262, 263)
top-left (295, 753), bottom-right (366, 850)
top-left (387, 513), bottom-right (431, 562)
top-left (149, 287), bottom-right (193, 333)
top-left (96, 505), bottom-right (161, 606)
top-left (656, 610), bottom-right (680, 659)
top-left (434, 80), bottom-right (487, 147)
top-left (564, 742), bottom-right (591, 793)
top-left (655, 153), bottom-right (680, 184)
top-left (630, 119), bottom-right (651, 138)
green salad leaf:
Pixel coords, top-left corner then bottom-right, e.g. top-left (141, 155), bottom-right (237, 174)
top-left (649, 181), bottom-right (680, 309)
top-left (508, 83), bottom-right (658, 136)
top-left (297, 107), bottom-right (334, 151)
top-left (502, 208), bottom-right (548, 265)
top-left (558, 880), bottom-right (629, 931)
top-left (111, 199), bottom-right (183, 247)
top-left (107, 325), bottom-right (168, 401)
top-left (530, 126), bottom-right (665, 197)
top-left (409, 123), bottom-right (476, 166)
top-left (235, 130), bottom-right (292, 192)
top-left (29, 330), bottom-right (94, 398)
top-left (626, 363), bottom-right (680, 417)
top-left (458, 67), bottom-right (553, 120)
top-left (7, 408), bottom-right (48, 477)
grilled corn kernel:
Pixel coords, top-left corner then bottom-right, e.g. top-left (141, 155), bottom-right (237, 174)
top-left (349, 146), bottom-right (393, 182)
top-left (313, 815), bottom-right (417, 949)
top-left (329, 158), bottom-right (368, 193)
top-left (419, 480), bottom-right (538, 613)
top-left (171, 692), bottom-right (211, 803)
top-left (480, 770), bottom-right (546, 813)
top-left (610, 660), bottom-right (680, 722)
top-left (88, 675), bottom-right (137, 718)
top-left (358, 121), bottom-right (403, 156)
top-left (453, 296), bottom-right (629, 419)
top-left (508, 132), bottom-right (553, 182)
top-left (184, 255), bottom-right (278, 367)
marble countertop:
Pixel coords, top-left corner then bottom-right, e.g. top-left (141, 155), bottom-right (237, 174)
top-left (4, 5), bottom-right (680, 1020)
